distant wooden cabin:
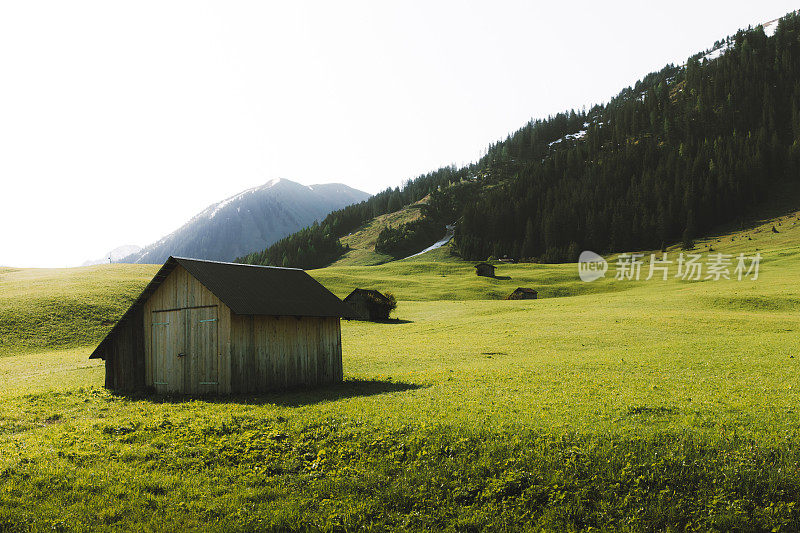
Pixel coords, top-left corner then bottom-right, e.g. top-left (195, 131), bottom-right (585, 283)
top-left (475, 262), bottom-right (496, 277)
top-left (507, 287), bottom-right (538, 300)
top-left (90, 257), bottom-right (355, 394)
top-left (343, 289), bottom-right (393, 321)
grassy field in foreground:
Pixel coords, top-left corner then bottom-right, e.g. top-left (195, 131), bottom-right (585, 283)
top-left (1, 210), bottom-right (800, 529)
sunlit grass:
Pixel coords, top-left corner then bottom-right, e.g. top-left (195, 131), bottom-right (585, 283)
top-left (1, 209), bottom-right (800, 529)
top-left (332, 200), bottom-right (426, 266)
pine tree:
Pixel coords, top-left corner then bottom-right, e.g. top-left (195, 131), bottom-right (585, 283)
top-left (521, 218), bottom-right (536, 260)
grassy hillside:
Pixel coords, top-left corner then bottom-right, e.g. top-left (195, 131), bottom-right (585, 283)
top-left (332, 200), bottom-right (427, 266)
top-left (314, 204), bottom-right (800, 302)
top-left (0, 264), bottom-right (156, 357)
top-left (2, 209), bottom-right (800, 529)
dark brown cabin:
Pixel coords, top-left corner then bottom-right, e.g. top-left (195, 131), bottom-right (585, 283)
top-left (343, 289), bottom-right (394, 321)
top-left (507, 287), bottom-right (538, 300)
top-left (90, 257), bottom-right (355, 394)
top-left (475, 262), bottom-right (496, 277)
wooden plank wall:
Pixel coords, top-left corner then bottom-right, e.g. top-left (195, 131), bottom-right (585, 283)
top-left (230, 315), bottom-right (343, 393)
top-left (103, 307), bottom-right (145, 391)
top-left (142, 266), bottom-right (232, 394)
top-left (343, 297), bottom-right (369, 320)
top-left (104, 263), bottom-right (343, 395)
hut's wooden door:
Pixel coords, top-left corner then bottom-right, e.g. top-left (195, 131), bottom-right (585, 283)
top-left (150, 306), bottom-right (219, 394)
top-left (185, 306), bottom-right (219, 394)
top-left (151, 310), bottom-right (184, 393)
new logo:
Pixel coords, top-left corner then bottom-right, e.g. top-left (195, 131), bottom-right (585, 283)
top-left (578, 250), bottom-right (607, 282)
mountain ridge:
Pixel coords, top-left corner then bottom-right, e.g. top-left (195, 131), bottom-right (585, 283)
top-left (120, 178), bottom-right (369, 265)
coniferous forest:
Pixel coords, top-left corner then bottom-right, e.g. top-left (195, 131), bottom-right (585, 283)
top-left (238, 13), bottom-right (800, 268)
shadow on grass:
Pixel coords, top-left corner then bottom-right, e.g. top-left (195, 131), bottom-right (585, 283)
top-left (493, 275), bottom-right (512, 281)
top-left (114, 378), bottom-right (426, 407)
top-left (689, 180), bottom-right (800, 242)
top-left (344, 318), bottom-right (413, 324)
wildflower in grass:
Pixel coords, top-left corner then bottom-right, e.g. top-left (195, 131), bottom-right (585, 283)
top-left (647, 252), bottom-right (673, 280)
top-left (705, 253), bottom-right (733, 280)
top-left (675, 253), bottom-right (703, 280)
top-left (733, 252), bottom-right (762, 280)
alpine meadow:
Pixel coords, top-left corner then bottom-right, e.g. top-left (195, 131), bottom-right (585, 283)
top-left (4, 8), bottom-right (800, 533)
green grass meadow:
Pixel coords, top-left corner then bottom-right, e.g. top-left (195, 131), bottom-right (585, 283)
top-left (1, 212), bottom-right (800, 530)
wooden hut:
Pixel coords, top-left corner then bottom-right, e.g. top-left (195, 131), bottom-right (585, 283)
top-left (90, 257), bottom-right (355, 394)
top-left (343, 289), bottom-right (394, 321)
top-left (475, 262), bottom-right (496, 277)
top-left (507, 287), bottom-right (538, 300)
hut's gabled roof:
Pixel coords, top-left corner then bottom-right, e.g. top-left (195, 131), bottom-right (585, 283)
top-left (344, 288), bottom-right (392, 305)
top-left (175, 257), bottom-right (352, 317)
top-left (90, 256), bottom-right (355, 359)
top-left (474, 262), bottom-right (495, 268)
top-left (511, 287), bottom-right (537, 294)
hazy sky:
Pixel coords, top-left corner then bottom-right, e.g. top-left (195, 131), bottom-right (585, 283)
top-left (1, 1), bottom-right (797, 267)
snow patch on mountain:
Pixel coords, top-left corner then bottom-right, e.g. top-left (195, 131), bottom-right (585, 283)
top-left (402, 225), bottom-right (455, 260)
top-left (548, 121), bottom-right (593, 148)
top-left (549, 129), bottom-right (587, 147)
top-left (699, 18), bottom-right (780, 63)
top-left (204, 178), bottom-right (283, 220)
top-left (701, 43), bottom-right (730, 62)
top-left (763, 18), bottom-right (779, 37)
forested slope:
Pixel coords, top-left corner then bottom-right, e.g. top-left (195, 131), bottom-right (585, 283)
top-left (239, 13), bottom-right (800, 267)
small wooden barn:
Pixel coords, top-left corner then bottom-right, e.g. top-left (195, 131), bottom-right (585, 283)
top-left (475, 262), bottom-right (496, 277)
top-left (343, 289), bottom-right (394, 321)
top-left (507, 287), bottom-right (538, 300)
top-left (90, 257), bottom-right (355, 394)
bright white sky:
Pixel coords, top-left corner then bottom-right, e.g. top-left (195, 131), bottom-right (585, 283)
top-left (1, 1), bottom-right (797, 267)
